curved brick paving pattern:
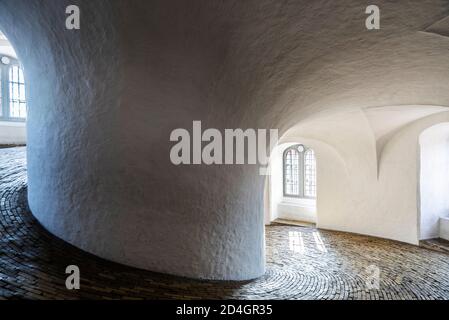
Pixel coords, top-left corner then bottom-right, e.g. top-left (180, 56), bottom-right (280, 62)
top-left (0, 147), bottom-right (448, 299)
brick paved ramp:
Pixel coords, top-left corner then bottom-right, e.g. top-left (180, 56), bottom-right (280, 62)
top-left (0, 147), bottom-right (448, 299)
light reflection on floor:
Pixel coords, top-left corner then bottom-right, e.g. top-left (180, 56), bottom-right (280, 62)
top-left (288, 230), bottom-right (327, 254)
top-left (313, 231), bottom-right (327, 253)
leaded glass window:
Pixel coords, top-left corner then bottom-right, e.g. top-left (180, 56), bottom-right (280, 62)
top-left (0, 55), bottom-right (27, 121)
top-left (304, 149), bottom-right (317, 198)
top-left (9, 65), bottom-right (27, 119)
top-left (283, 145), bottom-right (317, 199)
top-left (284, 147), bottom-right (300, 196)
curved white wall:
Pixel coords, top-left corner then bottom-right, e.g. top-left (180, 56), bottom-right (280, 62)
top-left (0, 0), bottom-right (266, 281)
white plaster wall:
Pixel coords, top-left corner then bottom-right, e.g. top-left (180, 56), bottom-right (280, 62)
top-left (419, 124), bottom-right (449, 240)
top-left (268, 145), bottom-right (283, 222)
top-left (0, 121), bottom-right (26, 145)
top-left (0, 0), bottom-right (448, 281)
top-left (0, 0), bottom-right (267, 281)
top-left (277, 201), bottom-right (316, 223)
top-left (0, 0), bottom-right (127, 276)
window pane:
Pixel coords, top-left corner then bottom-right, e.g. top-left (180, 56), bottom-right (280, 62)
top-left (9, 65), bottom-right (27, 119)
top-left (13, 81), bottom-right (18, 98)
top-left (304, 149), bottom-right (317, 198)
top-left (19, 84), bottom-right (25, 100)
top-left (284, 148), bottom-right (300, 196)
top-left (18, 68), bottom-right (24, 83)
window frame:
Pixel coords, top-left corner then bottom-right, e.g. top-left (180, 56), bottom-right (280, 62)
top-left (283, 144), bottom-right (317, 199)
top-left (0, 55), bottom-right (26, 122)
top-left (303, 148), bottom-right (317, 198)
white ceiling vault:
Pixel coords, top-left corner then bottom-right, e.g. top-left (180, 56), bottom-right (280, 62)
top-left (0, 30), bottom-right (17, 58)
top-left (277, 4), bottom-right (449, 178)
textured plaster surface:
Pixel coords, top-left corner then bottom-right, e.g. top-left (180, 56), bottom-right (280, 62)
top-left (419, 123), bottom-right (449, 240)
top-left (0, 0), bottom-right (448, 280)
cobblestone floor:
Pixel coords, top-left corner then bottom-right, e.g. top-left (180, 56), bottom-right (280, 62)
top-left (0, 147), bottom-right (448, 300)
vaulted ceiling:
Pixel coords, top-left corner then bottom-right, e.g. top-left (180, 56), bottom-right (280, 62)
top-left (275, 2), bottom-right (449, 176)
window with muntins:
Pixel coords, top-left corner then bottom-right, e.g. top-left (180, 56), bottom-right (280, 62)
top-left (9, 65), bottom-right (26, 119)
top-left (283, 144), bottom-right (317, 199)
top-left (0, 55), bottom-right (27, 121)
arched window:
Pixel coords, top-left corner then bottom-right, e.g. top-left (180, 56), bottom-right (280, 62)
top-left (283, 144), bottom-right (317, 198)
top-left (1, 55), bottom-right (27, 121)
top-left (284, 146), bottom-right (301, 196)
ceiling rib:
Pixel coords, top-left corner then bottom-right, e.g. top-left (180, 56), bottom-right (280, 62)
top-left (423, 15), bottom-right (449, 38)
